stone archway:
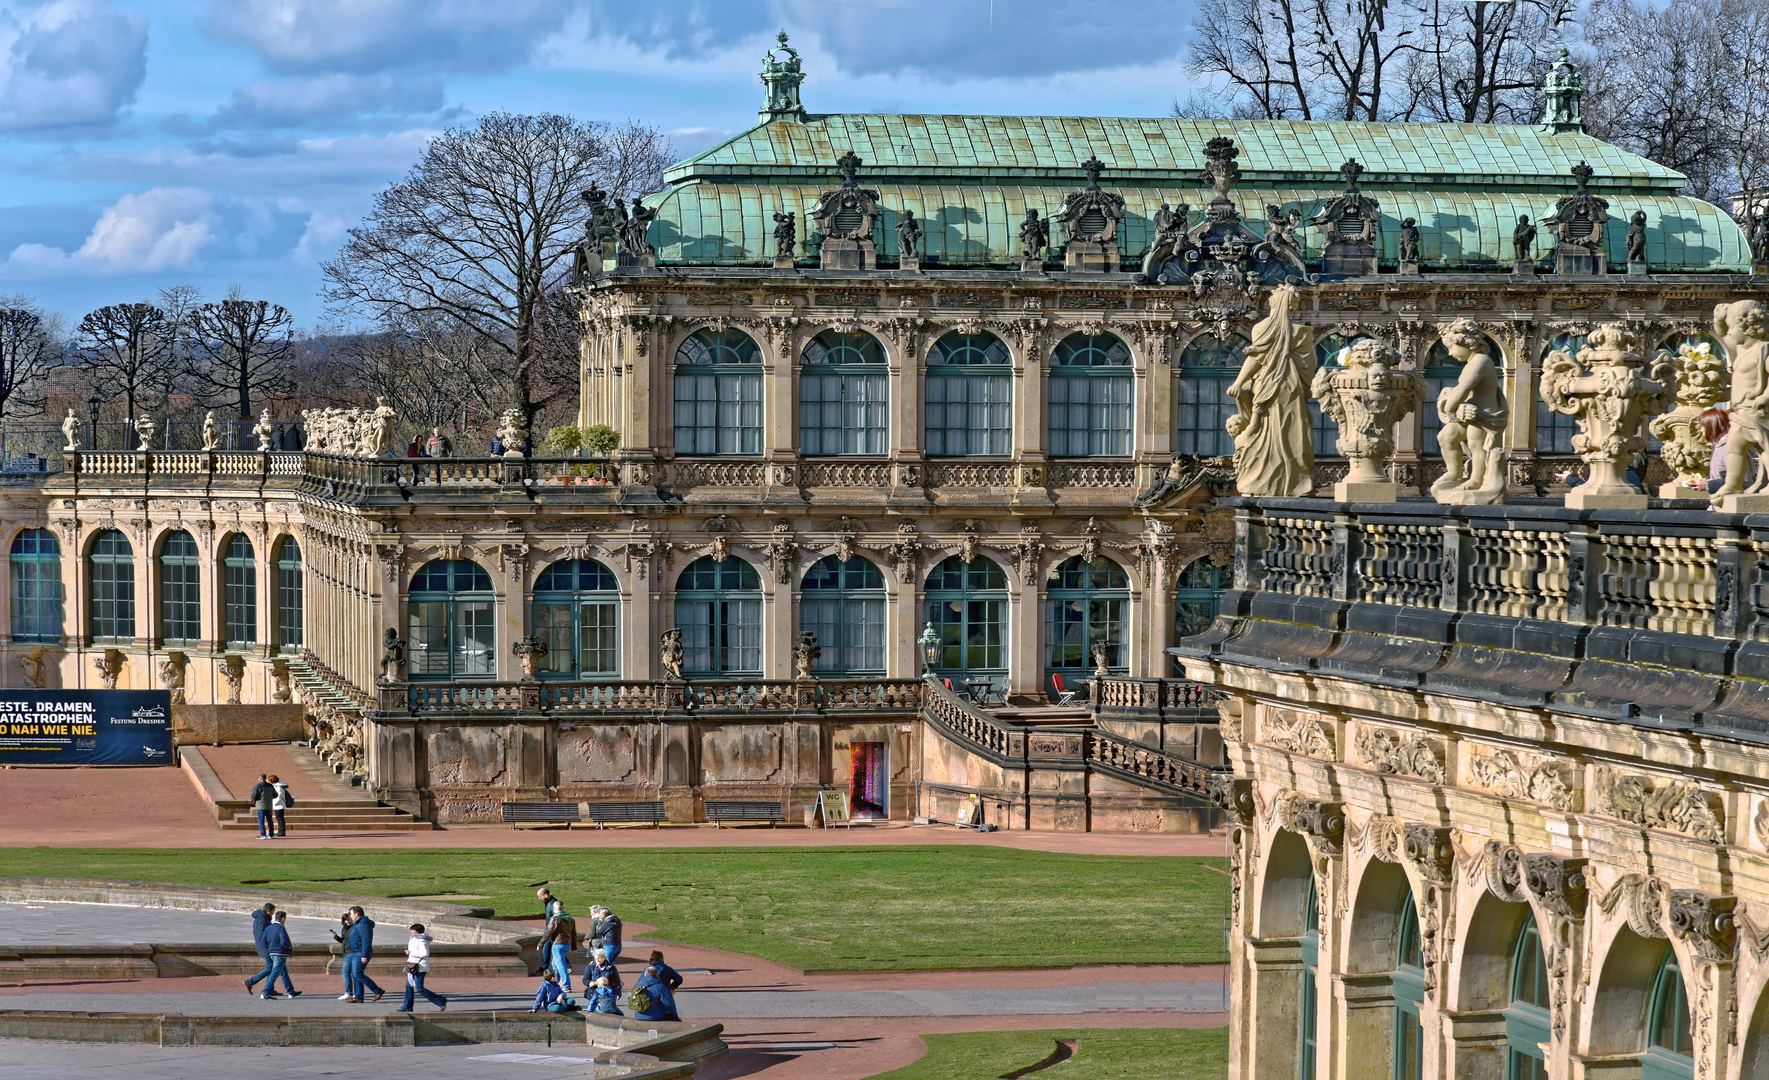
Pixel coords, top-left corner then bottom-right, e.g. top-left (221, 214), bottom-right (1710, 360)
top-left (1341, 859), bottom-right (1414, 1080)
top-left (1247, 828), bottom-right (1317, 1079)
top-left (1448, 888), bottom-right (1538, 1080)
top-left (1588, 925), bottom-right (1667, 1059)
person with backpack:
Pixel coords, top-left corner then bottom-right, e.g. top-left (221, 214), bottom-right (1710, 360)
top-left (269, 775), bottom-right (294, 838)
top-left (537, 901), bottom-right (577, 992)
top-left (260, 911), bottom-right (299, 999)
top-left (629, 964), bottom-right (679, 1022)
top-left (248, 774), bottom-right (275, 839)
top-left (397, 923), bottom-right (447, 1012)
top-left (648, 949), bottom-right (683, 992)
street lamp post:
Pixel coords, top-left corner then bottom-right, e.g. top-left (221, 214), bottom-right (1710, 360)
top-left (918, 622), bottom-right (942, 675)
top-left (86, 397), bottom-right (99, 451)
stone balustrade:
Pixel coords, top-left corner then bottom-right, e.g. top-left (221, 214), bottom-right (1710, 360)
top-left (381, 677), bottom-right (927, 716)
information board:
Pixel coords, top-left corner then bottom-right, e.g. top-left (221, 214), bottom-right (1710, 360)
top-left (817, 789), bottom-right (851, 829)
top-left (0, 689), bottom-right (174, 766)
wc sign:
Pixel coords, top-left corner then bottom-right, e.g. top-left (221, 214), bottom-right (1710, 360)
top-left (0, 690), bottom-right (174, 766)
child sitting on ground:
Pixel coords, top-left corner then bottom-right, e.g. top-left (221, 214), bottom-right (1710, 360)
top-left (529, 968), bottom-right (577, 1013)
top-left (588, 975), bottom-right (622, 1015)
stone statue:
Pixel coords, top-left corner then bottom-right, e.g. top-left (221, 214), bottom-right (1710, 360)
top-left (1092, 640), bottom-right (1111, 678)
top-left (61, 407), bottom-right (79, 452)
top-left (379, 629), bottom-right (406, 682)
top-left (159, 652), bottom-right (187, 705)
top-left (772, 211), bottom-right (796, 259)
top-left (895, 210), bottom-right (922, 261)
top-left (201, 410), bottom-right (219, 451)
top-left (1311, 337), bottom-right (1425, 502)
top-left (368, 397), bottom-right (396, 455)
top-left (1539, 322), bottom-right (1675, 509)
top-left (270, 658), bottom-right (292, 703)
top-left (1625, 210), bottom-right (1648, 266)
top-left (793, 631), bottom-right (821, 680)
top-left (1019, 209), bottom-right (1050, 261)
top-left (221, 655), bottom-right (245, 704)
top-left (1260, 205), bottom-right (1305, 275)
top-left (1139, 202), bottom-right (1190, 281)
top-left (661, 627), bottom-right (685, 681)
top-left (1751, 212), bottom-right (1769, 266)
top-left (253, 408), bottom-right (275, 452)
top-left (94, 650), bottom-right (123, 690)
top-left (1513, 216), bottom-right (1537, 266)
top-left (513, 635), bottom-right (548, 680)
top-left (1398, 218), bottom-right (1421, 264)
top-left (20, 647), bottom-right (45, 689)
top-left (133, 414), bottom-right (155, 451)
top-left (1711, 300), bottom-right (1769, 507)
top-left (1225, 283), bottom-right (1317, 498)
top-left (620, 198), bottom-right (657, 257)
top-left (495, 408), bottom-right (528, 457)
top-left (1649, 339), bottom-right (1729, 497)
top-left (1429, 320), bottom-right (1509, 505)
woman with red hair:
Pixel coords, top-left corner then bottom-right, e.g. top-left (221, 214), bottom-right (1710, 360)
top-left (1703, 407), bottom-right (1731, 493)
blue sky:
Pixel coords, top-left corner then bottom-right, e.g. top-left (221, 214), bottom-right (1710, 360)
top-left (0, 0), bottom-right (1205, 327)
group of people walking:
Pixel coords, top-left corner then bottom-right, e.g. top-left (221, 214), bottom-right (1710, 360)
top-left (243, 902), bottom-right (447, 1012)
top-left (529, 887), bottom-right (682, 1021)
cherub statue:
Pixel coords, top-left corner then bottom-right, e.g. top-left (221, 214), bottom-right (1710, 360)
top-left (772, 211), bottom-right (796, 259)
top-left (1625, 210), bottom-right (1648, 265)
top-left (1428, 320), bottom-right (1508, 504)
top-left (1539, 322), bottom-right (1674, 508)
top-left (1261, 204), bottom-right (1306, 275)
top-left (1018, 208), bottom-right (1050, 261)
top-left (1513, 215), bottom-right (1537, 265)
top-left (1138, 202), bottom-right (1190, 281)
top-left (621, 198), bottom-right (657, 256)
top-left (896, 209), bottom-right (922, 261)
top-left (379, 629), bottom-right (406, 682)
top-left (1711, 300), bottom-right (1769, 504)
top-left (1398, 218), bottom-right (1421, 264)
top-left (660, 627), bottom-right (685, 680)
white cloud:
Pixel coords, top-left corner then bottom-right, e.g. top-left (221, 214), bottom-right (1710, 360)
top-left (292, 209), bottom-right (346, 261)
top-left (199, 73), bottom-right (447, 131)
top-left (205, 0), bottom-right (577, 76)
top-left (9, 187), bottom-right (215, 274)
top-left (0, 0), bottom-right (148, 129)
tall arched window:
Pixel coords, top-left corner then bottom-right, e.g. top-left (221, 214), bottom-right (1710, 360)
top-left (533, 559), bottom-right (620, 679)
top-left (159, 530), bottom-right (200, 644)
top-left (1175, 558), bottom-right (1231, 642)
top-left (1050, 333), bottom-right (1132, 457)
top-left (674, 328), bottom-right (763, 455)
top-left (801, 329), bottom-right (888, 455)
top-left (1045, 555), bottom-right (1129, 689)
top-left (676, 556), bottom-right (762, 675)
top-left (89, 529), bottom-right (135, 642)
top-left (1312, 335), bottom-right (1357, 456)
top-left (800, 556), bottom-right (885, 674)
top-left (408, 560), bottom-right (495, 679)
top-left (1537, 333), bottom-right (1588, 454)
top-left (924, 556), bottom-right (1008, 678)
top-left (274, 537), bottom-right (303, 652)
top-left (1506, 912), bottom-right (1551, 1080)
top-left (1301, 875), bottom-right (1320, 1080)
top-left (10, 528), bottom-right (62, 642)
top-left (1423, 333), bottom-right (1503, 456)
top-left (223, 535), bottom-right (256, 646)
top-left (1394, 894), bottom-right (1425, 1080)
top-left (1176, 333), bottom-right (1246, 457)
top-left (926, 331), bottom-right (1013, 457)
top-left (1644, 945), bottom-right (1694, 1079)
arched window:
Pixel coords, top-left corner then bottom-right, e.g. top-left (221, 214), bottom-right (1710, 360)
top-left (926, 331), bottom-right (1012, 457)
top-left (924, 555), bottom-right (1008, 678)
top-left (1506, 912), bottom-right (1551, 1080)
top-left (1176, 333), bottom-right (1246, 457)
top-left (1301, 874), bottom-right (1320, 1080)
top-left (1394, 894), bottom-right (1425, 1080)
top-left (533, 559), bottom-right (620, 679)
top-left (800, 556), bottom-right (885, 674)
top-left (801, 329), bottom-right (888, 455)
top-left (89, 529), bottom-right (134, 642)
top-left (1311, 335), bottom-right (1356, 456)
top-left (10, 528), bottom-right (62, 642)
top-left (1175, 558), bottom-right (1230, 642)
top-left (1645, 945), bottom-right (1694, 1077)
top-left (1050, 333), bottom-right (1133, 457)
top-left (674, 327), bottom-right (763, 455)
top-left (275, 538), bottom-right (303, 652)
top-left (159, 530), bottom-right (200, 644)
top-left (223, 535), bottom-right (256, 646)
top-left (676, 556), bottom-right (762, 675)
top-left (1660, 330), bottom-right (1722, 357)
top-left (1423, 333), bottom-right (1503, 456)
top-left (408, 560), bottom-right (495, 680)
top-left (1537, 333), bottom-right (1587, 454)
top-left (1045, 555), bottom-right (1128, 689)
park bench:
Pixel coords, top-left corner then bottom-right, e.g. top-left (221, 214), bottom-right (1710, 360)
top-left (579, 800), bottom-right (666, 828)
top-left (500, 801), bottom-right (580, 828)
top-left (705, 800), bottom-right (786, 827)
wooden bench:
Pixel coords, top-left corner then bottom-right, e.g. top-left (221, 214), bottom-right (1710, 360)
top-left (500, 801), bottom-right (581, 828)
top-left (705, 800), bottom-right (786, 827)
top-left (579, 800), bottom-right (666, 829)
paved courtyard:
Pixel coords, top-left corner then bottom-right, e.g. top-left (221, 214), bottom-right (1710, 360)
top-left (0, 901), bottom-right (339, 945)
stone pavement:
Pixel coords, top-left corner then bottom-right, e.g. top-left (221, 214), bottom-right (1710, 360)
top-left (0, 1041), bottom-right (626, 1080)
top-left (0, 901), bottom-right (339, 945)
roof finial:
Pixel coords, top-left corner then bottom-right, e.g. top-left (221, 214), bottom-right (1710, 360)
top-left (1340, 158), bottom-right (1364, 189)
top-left (1541, 46), bottom-right (1583, 134)
top-left (760, 30), bottom-right (806, 124)
top-left (836, 149), bottom-right (862, 186)
top-left (1080, 155), bottom-right (1106, 188)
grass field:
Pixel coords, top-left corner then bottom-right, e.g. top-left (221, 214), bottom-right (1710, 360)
top-left (0, 846), bottom-right (1227, 971)
top-left (867, 1025), bottom-right (1230, 1079)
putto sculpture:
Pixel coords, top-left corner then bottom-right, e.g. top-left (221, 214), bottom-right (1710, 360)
top-left (1018, 208), bottom-right (1050, 267)
top-left (1539, 322), bottom-right (1674, 509)
top-left (1398, 218), bottom-right (1421, 271)
top-left (299, 401), bottom-right (398, 457)
top-left (1225, 283), bottom-right (1316, 498)
top-left (1710, 300), bottom-right (1769, 509)
top-left (895, 209), bottom-right (922, 269)
top-left (660, 627), bottom-right (686, 681)
top-left (1140, 203), bottom-right (1191, 281)
top-left (1649, 339), bottom-right (1729, 497)
top-left (1429, 320), bottom-right (1509, 505)
top-left (772, 211), bottom-right (796, 261)
top-left (1513, 215), bottom-right (1537, 273)
top-left (1625, 210), bottom-right (1648, 271)
top-left (1310, 336), bottom-right (1425, 502)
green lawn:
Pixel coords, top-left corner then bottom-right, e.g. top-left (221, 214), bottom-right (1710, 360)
top-left (867, 1026), bottom-right (1229, 1080)
top-left (0, 846), bottom-right (1226, 971)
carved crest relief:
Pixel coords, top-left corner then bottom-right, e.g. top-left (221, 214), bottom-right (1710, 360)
top-left (1263, 708), bottom-right (1337, 760)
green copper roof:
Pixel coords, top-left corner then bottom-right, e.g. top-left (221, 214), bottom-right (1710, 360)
top-left (667, 114), bottom-right (1686, 191)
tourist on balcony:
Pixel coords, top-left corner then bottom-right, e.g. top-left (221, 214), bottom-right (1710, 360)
top-left (1704, 407), bottom-right (1731, 493)
top-left (425, 428), bottom-right (452, 458)
top-left (529, 968), bottom-right (576, 1012)
top-left (585, 948), bottom-right (620, 996)
top-left (589, 905), bottom-right (623, 965)
top-left (261, 911), bottom-right (299, 1000)
top-left (630, 964), bottom-right (680, 1022)
top-left (248, 774), bottom-right (275, 839)
top-left (397, 923), bottom-right (447, 1012)
top-left (490, 432), bottom-right (506, 456)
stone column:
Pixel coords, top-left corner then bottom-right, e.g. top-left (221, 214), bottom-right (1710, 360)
top-left (890, 338), bottom-right (923, 497)
top-left (1141, 575), bottom-right (1171, 678)
top-left (1015, 340), bottom-right (1047, 459)
top-left (762, 575), bottom-right (791, 681)
top-left (888, 572), bottom-right (916, 679)
top-left (1009, 573), bottom-right (1041, 699)
top-left (498, 548), bottom-right (527, 682)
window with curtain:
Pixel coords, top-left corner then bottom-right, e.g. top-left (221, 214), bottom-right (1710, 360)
top-left (801, 329), bottom-right (888, 455)
top-left (1045, 555), bottom-right (1128, 689)
top-left (275, 537), bottom-right (303, 652)
top-left (159, 530), bottom-right (200, 644)
top-left (676, 556), bottom-right (762, 675)
top-left (1176, 333), bottom-right (1247, 457)
top-left (1643, 945), bottom-right (1694, 1080)
top-left (533, 558), bottom-right (620, 679)
top-left (923, 556), bottom-right (1008, 677)
top-left (926, 330), bottom-right (1013, 457)
top-left (1505, 913), bottom-right (1551, 1080)
top-left (1050, 333), bottom-right (1132, 457)
top-left (89, 529), bottom-right (135, 642)
top-left (1300, 875), bottom-right (1320, 1080)
top-left (407, 560), bottom-right (496, 680)
top-left (1174, 558), bottom-right (1230, 642)
top-left (1536, 333), bottom-right (1588, 454)
top-left (673, 327), bottom-right (763, 455)
top-left (9, 528), bottom-right (62, 642)
top-left (1393, 894), bottom-right (1425, 1080)
top-left (800, 555), bottom-right (886, 674)
top-left (223, 534), bottom-right (256, 646)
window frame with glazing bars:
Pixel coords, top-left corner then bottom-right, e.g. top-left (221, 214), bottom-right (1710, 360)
top-left (223, 534), bottom-right (257, 648)
top-left (158, 530), bottom-right (201, 645)
top-left (1043, 555), bottom-right (1129, 689)
top-left (89, 529), bottom-right (136, 643)
top-left (532, 559), bottom-right (621, 680)
top-left (675, 556), bottom-right (763, 676)
top-left (1393, 893), bottom-right (1425, 1080)
top-left (799, 555), bottom-right (887, 675)
top-left (1503, 914), bottom-right (1551, 1080)
top-left (926, 331), bottom-right (1014, 457)
top-left (406, 560), bottom-right (497, 681)
top-left (1049, 333), bottom-right (1133, 458)
top-left (1175, 333), bottom-right (1248, 458)
top-left (800, 329), bottom-right (889, 456)
top-left (274, 538), bottom-right (303, 653)
top-left (9, 527), bottom-right (63, 643)
top-left (672, 328), bottom-right (764, 456)
top-left (923, 556), bottom-right (1009, 678)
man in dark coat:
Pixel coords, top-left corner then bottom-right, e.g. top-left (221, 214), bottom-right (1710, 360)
top-left (341, 906), bottom-right (384, 1002)
top-left (245, 903), bottom-right (278, 995)
top-left (248, 775), bottom-right (275, 839)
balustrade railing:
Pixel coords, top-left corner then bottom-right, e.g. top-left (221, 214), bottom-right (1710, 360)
top-left (921, 676), bottom-right (1018, 758)
top-left (381, 677), bottom-right (925, 715)
top-left (1091, 676), bottom-right (1219, 713)
top-left (926, 461), bottom-right (1016, 488)
top-left (1047, 463), bottom-right (1138, 488)
top-left (1084, 729), bottom-right (1224, 795)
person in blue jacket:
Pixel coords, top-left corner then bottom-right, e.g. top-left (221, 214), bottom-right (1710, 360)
top-left (631, 964), bottom-right (679, 1022)
top-left (646, 949), bottom-right (684, 992)
top-left (245, 903), bottom-right (278, 996)
top-left (337, 907), bottom-right (384, 1002)
top-left (587, 976), bottom-right (622, 1015)
top-left (529, 968), bottom-right (576, 1013)
top-left (260, 911), bottom-right (299, 999)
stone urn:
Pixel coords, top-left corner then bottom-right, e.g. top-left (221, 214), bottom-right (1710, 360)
top-left (1540, 323), bottom-right (1674, 509)
top-left (512, 635), bottom-right (549, 680)
top-left (1310, 338), bottom-right (1425, 502)
top-left (1648, 340), bottom-right (1727, 498)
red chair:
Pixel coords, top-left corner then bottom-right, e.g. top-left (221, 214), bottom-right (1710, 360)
top-left (943, 678), bottom-right (955, 692)
top-left (1051, 673), bottom-right (1077, 706)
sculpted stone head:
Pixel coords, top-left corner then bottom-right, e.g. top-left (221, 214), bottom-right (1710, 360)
top-left (1715, 299), bottom-right (1767, 344)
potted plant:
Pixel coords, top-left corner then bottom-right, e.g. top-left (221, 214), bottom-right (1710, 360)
top-left (581, 424), bottom-right (620, 482)
top-left (544, 425), bottom-right (584, 483)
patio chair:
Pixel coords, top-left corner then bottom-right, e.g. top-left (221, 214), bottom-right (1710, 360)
top-left (1051, 673), bottom-right (1077, 707)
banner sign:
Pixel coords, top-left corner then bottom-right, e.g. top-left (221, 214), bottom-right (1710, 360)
top-left (0, 690), bottom-right (174, 766)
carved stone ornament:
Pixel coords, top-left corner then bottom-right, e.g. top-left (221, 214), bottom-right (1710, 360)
top-left (1350, 813), bottom-right (1404, 863)
top-left (1356, 726), bottom-right (1445, 783)
top-left (1429, 319), bottom-right (1510, 505)
top-left (220, 655), bottom-right (245, 705)
top-left (792, 630), bottom-right (821, 680)
top-left (1284, 798), bottom-right (1346, 855)
top-left (660, 627), bottom-right (685, 681)
top-left (1538, 322), bottom-right (1674, 509)
top-left (1598, 874), bottom-right (1670, 939)
top-left (19, 646), bottom-right (46, 689)
top-left (1210, 775), bottom-right (1255, 826)
top-left (1649, 339), bottom-right (1729, 496)
top-left (767, 521), bottom-right (797, 584)
top-left (1667, 890), bottom-right (1737, 963)
top-left (512, 635), bottom-right (548, 680)
top-left (93, 649), bottom-right (124, 690)
top-left (1480, 841), bottom-right (1529, 903)
top-left (1524, 855), bottom-right (1589, 919)
top-left (1309, 158), bottom-right (1381, 275)
top-left (1404, 824), bottom-right (1454, 884)
top-left (1544, 161), bottom-right (1609, 275)
top-left (1226, 283), bottom-right (1316, 497)
top-left (1146, 137), bottom-right (1311, 295)
top-left (809, 150), bottom-right (880, 271)
top-left (759, 31), bottom-right (806, 122)
top-left (1466, 748), bottom-right (1581, 812)
top-left (378, 629), bottom-right (406, 682)
top-left (1311, 336), bottom-right (1424, 502)
top-left (158, 651), bottom-right (187, 705)
top-left (1594, 770), bottom-right (1724, 842)
top-left (1263, 708), bottom-right (1336, 760)
top-left (886, 522), bottom-right (922, 584)
top-left (1055, 155), bottom-right (1125, 273)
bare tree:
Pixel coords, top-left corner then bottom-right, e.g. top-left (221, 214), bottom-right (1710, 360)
top-left (185, 291), bottom-right (296, 421)
top-left (1403, 0), bottom-right (1575, 124)
top-left (322, 113), bottom-right (669, 431)
top-left (0, 298), bottom-right (59, 420)
top-left (74, 302), bottom-right (172, 425)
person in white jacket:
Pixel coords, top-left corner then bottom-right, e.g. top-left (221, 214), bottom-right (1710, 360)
top-left (397, 923), bottom-right (448, 1012)
top-left (269, 775), bottom-right (292, 838)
